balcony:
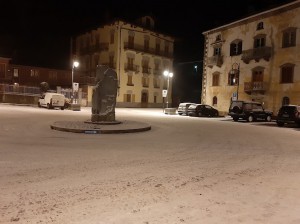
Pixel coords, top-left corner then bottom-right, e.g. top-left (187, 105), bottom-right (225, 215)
top-left (142, 67), bottom-right (151, 74)
top-left (244, 81), bottom-right (267, 94)
top-left (241, 47), bottom-right (272, 64)
top-left (124, 42), bottom-right (173, 59)
top-left (207, 55), bottom-right (223, 68)
top-left (153, 69), bottom-right (162, 76)
top-left (79, 43), bottom-right (109, 55)
top-left (124, 64), bottom-right (139, 73)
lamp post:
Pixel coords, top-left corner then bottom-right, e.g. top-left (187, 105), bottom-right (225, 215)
top-left (71, 61), bottom-right (79, 103)
top-left (230, 63), bottom-right (240, 101)
top-left (163, 70), bottom-right (173, 108)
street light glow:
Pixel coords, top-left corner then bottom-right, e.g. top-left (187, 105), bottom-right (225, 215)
top-left (163, 70), bottom-right (169, 76)
top-left (73, 61), bottom-right (79, 68)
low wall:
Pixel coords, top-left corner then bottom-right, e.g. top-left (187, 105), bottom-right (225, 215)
top-left (0, 94), bottom-right (39, 105)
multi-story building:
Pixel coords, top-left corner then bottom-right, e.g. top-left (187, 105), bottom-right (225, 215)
top-left (202, 0), bottom-right (300, 115)
top-left (0, 57), bottom-right (71, 88)
top-left (74, 16), bottom-right (175, 107)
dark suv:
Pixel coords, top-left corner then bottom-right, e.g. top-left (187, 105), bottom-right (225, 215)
top-left (228, 100), bottom-right (273, 122)
top-left (276, 105), bottom-right (300, 127)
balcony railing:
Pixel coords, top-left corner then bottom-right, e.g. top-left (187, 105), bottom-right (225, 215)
top-left (207, 55), bottom-right (223, 68)
top-left (153, 69), bottom-right (162, 76)
top-left (142, 67), bottom-right (151, 74)
top-left (79, 43), bottom-right (109, 54)
top-left (244, 81), bottom-right (267, 94)
top-left (241, 47), bottom-right (272, 64)
top-left (124, 64), bottom-right (139, 73)
top-left (124, 42), bottom-right (173, 58)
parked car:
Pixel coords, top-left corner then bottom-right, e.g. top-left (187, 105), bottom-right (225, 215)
top-left (38, 92), bottom-right (66, 110)
top-left (177, 102), bottom-right (196, 115)
top-left (276, 105), bottom-right (300, 127)
top-left (228, 100), bottom-right (273, 122)
top-left (187, 104), bottom-right (219, 117)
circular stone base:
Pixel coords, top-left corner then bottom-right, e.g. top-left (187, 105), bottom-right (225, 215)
top-left (84, 120), bottom-right (122, 125)
top-left (50, 120), bottom-right (151, 134)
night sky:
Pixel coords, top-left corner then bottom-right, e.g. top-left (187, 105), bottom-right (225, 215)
top-left (0, 0), bottom-right (295, 102)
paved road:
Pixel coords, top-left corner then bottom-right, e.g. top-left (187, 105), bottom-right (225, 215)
top-left (1, 104), bottom-right (300, 224)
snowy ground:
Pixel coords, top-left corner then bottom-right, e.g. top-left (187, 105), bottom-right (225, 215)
top-left (1, 104), bottom-right (300, 224)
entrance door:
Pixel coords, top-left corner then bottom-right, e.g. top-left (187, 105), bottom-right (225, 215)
top-left (141, 92), bottom-right (148, 108)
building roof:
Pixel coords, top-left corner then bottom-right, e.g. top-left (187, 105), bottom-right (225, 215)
top-left (202, 0), bottom-right (300, 35)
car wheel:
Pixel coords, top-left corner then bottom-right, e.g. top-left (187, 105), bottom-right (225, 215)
top-left (248, 115), bottom-right (254, 122)
top-left (178, 113), bottom-right (182, 115)
top-left (214, 111), bottom-right (219, 117)
top-left (277, 121), bottom-right (284, 127)
top-left (61, 107), bottom-right (65, 110)
top-left (233, 117), bottom-right (239, 121)
top-left (38, 102), bottom-right (41, 108)
top-left (198, 112), bottom-right (202, 117)
top-left (47, 103), bottom-right (51, 109)
top-left (266, 115), bottom-right (272, 122)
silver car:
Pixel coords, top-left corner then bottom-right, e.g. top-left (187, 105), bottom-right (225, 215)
top-left (177, 102), bottom-right (196, 115)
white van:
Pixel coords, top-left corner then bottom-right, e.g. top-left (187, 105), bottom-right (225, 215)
top-left (38, 92), bottom-right (66, 110)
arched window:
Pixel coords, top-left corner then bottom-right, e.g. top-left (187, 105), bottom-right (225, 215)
top-left (282, 96), bottom-right (290, 106)
top-left (213, 96), bottom-right (217, 106)
top-left (280, 63), bottom-right (294, 83)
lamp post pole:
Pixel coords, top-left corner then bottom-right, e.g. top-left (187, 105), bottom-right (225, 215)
top-left (71, 61), bottom-right (79, 103)
top-left (163, 70), bottom-right (173, 108)
top-left (231, 63), bottom-right (240, 100)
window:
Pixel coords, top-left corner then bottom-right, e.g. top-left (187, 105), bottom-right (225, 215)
top-left (142, 76), bottom-right (149, 87)
top-left (127, 58), bottom-right (134, 70)
top-left (13, 68), bottom-right (18, 77)
top-left (254, 35), bottom-right (265, 48)
top-left (165, 42), bottom-right (169, 54)
top-left (128, 35), bottom-right (134, 48)
top-left (144, 38), bottom-right (149, 51)
top-left (153, 77), bottom-right (160, 88)
top-left (214, 47), bottom-right (221, 56)
top-left (213, 96), bottom-right (217, 106)
top-left (282, 28), bottom-right (296, 48)
top-left (0, 64), bottom-right (5, 78)
top-left (282, 96), bottom-right (290, 106)
top-left (230, 40), bottom-right (242, 56)
top-left (212, 73), bottom-right (219, 86)
top-left (252, 68), bottom-right (264, 82)
top-left (142, 60), bottom-right (150, 74)
top-left (280, 64), bottom-right (294, 83)
top-left (154, 95), bottom-right (157, 103)
top-left (109, 55), bottom-right (114, 68)
top-left (127, 75), bottom-right (133, 86)
top-left (125, 94), bottom-right (131, 102)
top-left (156, 42), bottom-right (160, 54)
top-left (216, 34), bottom-right (221, 41)
top-left (110, 31), bottom-right (114, 44)
top-left (257, 22), bottom-right (264, 30)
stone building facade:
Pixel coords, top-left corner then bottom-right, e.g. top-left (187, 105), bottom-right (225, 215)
top-left (202, 0), bottom-right (300, 115)
top-left (74, 16), bottom-right (175, 107)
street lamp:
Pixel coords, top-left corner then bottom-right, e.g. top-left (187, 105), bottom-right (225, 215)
top-left (163, 70), bottom-right (173, 108)
top-left (71, 61), bottom-right (79, 103)
top-left (230, 63), bottom-right (240, 101)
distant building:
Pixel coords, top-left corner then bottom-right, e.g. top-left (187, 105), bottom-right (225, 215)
top-left (202, 0), bottom-right (300, 115)
top-left (0, 57), bottom-right (71, 88)
top-left (74, 16), bottom-right (175, 107)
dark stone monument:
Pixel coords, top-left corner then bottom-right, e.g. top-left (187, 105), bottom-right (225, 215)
top-left (91, 65), bottom-right (118, 122)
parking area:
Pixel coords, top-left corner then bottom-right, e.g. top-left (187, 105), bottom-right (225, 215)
top-left (1, 104), bottom-right (300, 224)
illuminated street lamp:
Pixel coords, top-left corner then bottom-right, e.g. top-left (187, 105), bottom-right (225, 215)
top-left (163, 70), bottom-right (173, 108)
top-left (230, 63), bottom-right (240, 100)
top-left (71, 61), bottom-right (79, 103)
